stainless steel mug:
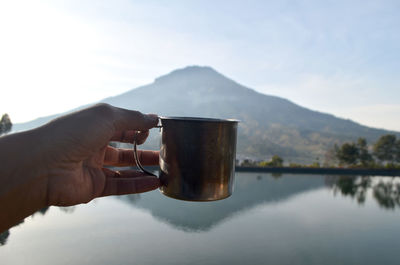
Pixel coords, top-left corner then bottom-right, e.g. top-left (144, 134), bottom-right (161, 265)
top-left (133, 117), bottom-right (238, 201)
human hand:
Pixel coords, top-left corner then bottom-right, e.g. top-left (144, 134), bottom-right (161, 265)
top-left (1, 103), bottom-right (161, 231)
top-left (38, 104), bottom-right (160, 206)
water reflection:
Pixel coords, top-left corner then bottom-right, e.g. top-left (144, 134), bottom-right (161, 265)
top-left (373, 181), bottom-right (400, 209)
top-left (328, 175), bottom-right (400, 209)
top-left (0, 230), bottom-right (9, 246)
top-left (122, 174), bottom-right (400, 232)
top-left (2, 174), bottom-right (400, 247)
top-left (120, 173), bottom-right (325, 232)
top-left (327, 176), bottom-right (371, 204)
top-left (0, 206), bottom-right (50, 246)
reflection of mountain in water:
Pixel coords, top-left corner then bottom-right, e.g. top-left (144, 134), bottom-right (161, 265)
top-left (119, 173), bottom-right (326, 232)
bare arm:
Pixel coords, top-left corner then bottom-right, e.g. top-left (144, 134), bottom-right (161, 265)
top-left (0, 104), bottom-right (160, 232)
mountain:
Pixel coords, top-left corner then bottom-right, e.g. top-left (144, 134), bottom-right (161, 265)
top-left (13, 66), bottom-right (400, 163)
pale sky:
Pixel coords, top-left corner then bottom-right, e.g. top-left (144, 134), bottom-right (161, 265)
top-left (1, 0), bottom-right (399, 131)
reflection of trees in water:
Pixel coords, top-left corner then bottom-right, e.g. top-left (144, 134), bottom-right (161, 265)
top-left (328, 175), bottom-right (400, 209)
top-left (330, 176), bottom-right (371, 204)
top-left (271, 173), bottom-right (282, 179)
top-left (373, 181), bottom-right (400, 209)
top-left (0, 218), bottom-right (24, 246)
top-left (256, 173), bottom-right (282, 180)
top-left (0, 216), bottom-right (27, 246)
top-left (122, 194), bottom-right (141, 203)
top-left (38, 206), bottom-right (50, 215)
top-left (0, 206), bottom-right (53, 246)
top-left (59, 206), bottom-right (76, 213)
top-left (0, 230), bottom-right (10, 246)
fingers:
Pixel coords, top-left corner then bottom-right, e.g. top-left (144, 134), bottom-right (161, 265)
top-left (102, 177), bottom-right (160, 196)
top-left (112, 106), bottom-right (158, 132)
top-left (102, 168), bottom-right (154, 178)
top-left (110, 130), bottom-right (149, 144)
top-left (100, 168), bottom-right (160, 197)
top-left (110, 130), bottom-right (136, 143)
top-left (104, 146), bottom-right (159, 167)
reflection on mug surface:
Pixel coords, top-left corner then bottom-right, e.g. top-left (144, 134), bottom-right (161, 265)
top-left (158, 117), bottom-right (238, 201)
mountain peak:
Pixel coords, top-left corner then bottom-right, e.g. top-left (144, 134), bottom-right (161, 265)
top-left (154, 65), bottom-right (224, 84)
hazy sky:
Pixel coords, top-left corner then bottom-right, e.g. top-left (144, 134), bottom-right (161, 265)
top-left (1, 0), bottom-right (399, 131)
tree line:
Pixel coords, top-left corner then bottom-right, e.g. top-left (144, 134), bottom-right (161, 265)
top-left (334, 134), bottom-right (400, 168)
top-left (0, 113), bottom-right (12, 245)
top-left (0, 114), bottom-right (12, 136)
top-left (240, 155), bottom-right (285, 167)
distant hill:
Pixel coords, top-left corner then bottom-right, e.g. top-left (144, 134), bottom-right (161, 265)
top-left (13, 66), bottom-right (400, 163)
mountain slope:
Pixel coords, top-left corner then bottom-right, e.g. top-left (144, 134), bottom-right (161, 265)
top-left (13, 66), bottom-right (399, 163)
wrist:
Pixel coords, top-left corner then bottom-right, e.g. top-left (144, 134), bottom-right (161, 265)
top-left (0, 128), bottom-right (49, 231)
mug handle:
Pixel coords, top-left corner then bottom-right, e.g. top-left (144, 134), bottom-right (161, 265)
top-left (132, 131), bottom-right (158, 177)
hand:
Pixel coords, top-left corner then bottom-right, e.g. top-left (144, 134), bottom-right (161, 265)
top-left (0, 104), bottom-right (160, 231)
top-left (40, 104), bottom-right (160, 206)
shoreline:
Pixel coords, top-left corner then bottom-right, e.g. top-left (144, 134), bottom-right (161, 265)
top-left (135, 166), bottom-right (400, 176)
top-left (235, 166), bottom-right (400, 176)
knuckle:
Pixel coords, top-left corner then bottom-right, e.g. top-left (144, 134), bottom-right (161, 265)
top-left (131, 110), bottom-right (145, 120)
top-left (93, 103), bottom-right (114, 117)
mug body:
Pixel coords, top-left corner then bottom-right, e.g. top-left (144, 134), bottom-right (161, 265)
top-left (159, 117), bottom-right (238, 201)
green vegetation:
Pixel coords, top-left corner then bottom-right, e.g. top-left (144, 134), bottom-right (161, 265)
top-left (0, 114), bottom-right (12, 136)
top-left (334, 137), bottom-right (373, 166)
top-left (239, 155), bottom-right (284, 167)
top-left (258, 155), bottom-right (284, 167)
top-left (240, 159), bottom-right (258, 167)
top-left (373, 134), bottom-right (400, 164)
top-left (334, 134), bottom-right (400, 168)
top-left (335, 142), bottom-right (359, 165)
top-left (358, 138), bottom-right (374, 166)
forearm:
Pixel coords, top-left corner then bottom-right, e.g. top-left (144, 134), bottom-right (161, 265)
top-left (0, 129), bottom-right (48, 232)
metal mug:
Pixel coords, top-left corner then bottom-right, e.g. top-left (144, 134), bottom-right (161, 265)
top-left (133, 117), bottom-right (238, 201)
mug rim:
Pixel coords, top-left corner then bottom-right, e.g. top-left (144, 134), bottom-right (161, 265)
top-left (160, 116), bottom-right (239, 123)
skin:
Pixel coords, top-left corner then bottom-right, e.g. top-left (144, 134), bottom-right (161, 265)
top-left (0, 104), bottom-right (160, 232)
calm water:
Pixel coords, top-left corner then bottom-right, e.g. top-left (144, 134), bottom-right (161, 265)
top-left (1, 173), bottom-right (400, 265)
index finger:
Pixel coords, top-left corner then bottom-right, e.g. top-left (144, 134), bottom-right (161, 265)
top-left (113, 106), bottom-right (158, 132)
top-left (110, 130), bottom-right (149, 144)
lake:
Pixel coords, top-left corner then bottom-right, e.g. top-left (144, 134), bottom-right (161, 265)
top-left (1, 172), bottom-right (400, 265)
